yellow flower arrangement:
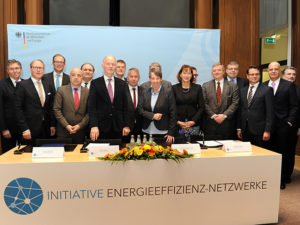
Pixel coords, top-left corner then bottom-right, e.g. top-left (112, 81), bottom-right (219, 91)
top-left (99, 143), bottom-right (193, 162)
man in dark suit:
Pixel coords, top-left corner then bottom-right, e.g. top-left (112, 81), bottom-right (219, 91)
top-left (0, 59), bottom-right (22, 153)
top-left (115, 59), bottom-right (127, 81)
top-left (54, 68), bottom-right (89, 144)
top-left (225, 61), bottom-right (248, 89)
top-left (202, 63), bottom-right (239, 140)
top-left (282, 66), bottom-right (300, 184)
top-left (15, 59), bottom-right (56, 146)
top-left (263, 62), bottom-right (298, 189)
top-left (43, 54), bottom-right (70, 94)
top-left (237, 65), bottom-right (274, 148)
top-left (88, 55), bottom-right (130, 140)
top-left (125, 68), bottom-right (143, 139)
top-left (81, 63), bottom-right (95, 89)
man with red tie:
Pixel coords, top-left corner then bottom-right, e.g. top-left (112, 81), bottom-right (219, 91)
top-left (124, 68), bottom-right (143, 140)
top-left (53, 68), bottom-right (89, 143)
top-left (88, 55), bottom-right (130, 140)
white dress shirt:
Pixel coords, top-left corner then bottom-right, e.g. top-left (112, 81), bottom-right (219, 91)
top-left (268, 78), bottom-right (280, 95)
top-left (215, 78), bottom-right (224, 92)
top-left (247, 82), bottom-right (259, 98)
top-left (31, 77), bottom-right (45, 104)
top-left (128, 85), bottom-right (138, 106)
top-left (53, 71), bottom-right (63, 89)
top-left (104, 75), bottom-right (115, 95)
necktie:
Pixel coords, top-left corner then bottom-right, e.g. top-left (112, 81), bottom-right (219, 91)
top-left (85, 82), bottom-right (88, 88)
top-left (37, 81), bottom-right (44, 107)
top-left (272, 81), bottom-right (276, 95)
top-left (247, 86), bottom-right (254, 106)
top-left (74, 88), bottom-right (79, 110)
top-left (56, 74), bottom-right (61, 91)
top-left (132, 87), bottom-right (137, 109)
top-left (107, 78), bottom-right (114, 103)
top-left (216, 81), bottom-right (222, 107)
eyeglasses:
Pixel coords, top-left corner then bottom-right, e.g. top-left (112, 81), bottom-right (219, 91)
top-left (31, 66), bottom-right (44, 70)
top-left (53, 61), bottom-right (65, 64)
top-left (228, 68), bottom-right (239, 71)
top-left (193, 74), bottom-right (198, 77)
top-left (248, 73), bottom-right (260, 76)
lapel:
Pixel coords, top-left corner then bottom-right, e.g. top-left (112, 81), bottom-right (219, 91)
top-left (220, 80), bottom-right (229, 107)
top-left (275, 78), bottom-right (283, 97)
top-left (126, 86), bottom-right (134, 110)
top-left (28, 79), bottom-right (43, 107)
top-left (66, 85), bottom-right (76, 111)
top-left (247, 83), bottom-right (260, 108)
top-left (153, 86), bottom-right (164, 112)
top-left (99, 76), bottom-right (112, 104)
top-left (210, 80), bottom-right (218, 107)
top-left (78, 87), bottom-right (87, 111)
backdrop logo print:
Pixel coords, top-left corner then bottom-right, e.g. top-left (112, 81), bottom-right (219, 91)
top-left (4, 177), bottom-right (43, 215)
top-left (15, 32), bottom-right (22, 38)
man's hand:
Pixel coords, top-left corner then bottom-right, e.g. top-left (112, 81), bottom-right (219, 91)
top-left (164, 135), bottom-right (174, 145)
top-left (2, 130), bottom-right (11, 139)
top-left (262, 132), bottom-right (271, 141)
top-left (237, 130), bottom-right (242, 140)
top-left (185, 121), bottom-right (195, 128)
top-left (214, 114), bottom-right (226, 124)
top-left (297, 128), bottom-right (300, 136)
top-left (90, 127), bottom-right (99, 141)
top-left (66, 125), bottom-right (73, 134)
top-left (153, 113), bottom-right (163, 121)
top-left (72, 125), bottom-right (81, 133)
top-left (122, 127), bottom-right (130, 136)
top-left (50, 127), bottom-right (56, 136)
top-left (23, 130), bottom-right (32, 140)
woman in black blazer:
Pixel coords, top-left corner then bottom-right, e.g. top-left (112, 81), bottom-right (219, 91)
top-left (172, 65), bottom-right (205, 140)
top-left (138, 68), bottom-right (177, 145)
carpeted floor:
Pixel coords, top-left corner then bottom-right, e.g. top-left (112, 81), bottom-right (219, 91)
top-left (266, 155), bottom-right (300, 225)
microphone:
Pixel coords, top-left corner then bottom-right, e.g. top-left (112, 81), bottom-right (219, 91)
top-left (199, 130), bottom-right (207, 149)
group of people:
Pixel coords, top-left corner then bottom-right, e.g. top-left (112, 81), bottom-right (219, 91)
top-left (0, 54), bottom-right (299, 189)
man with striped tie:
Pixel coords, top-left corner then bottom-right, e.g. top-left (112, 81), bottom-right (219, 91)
top-left (15, 59), bottom-right (56, 146)
top-left (237, 65), bottom-right (274, 149)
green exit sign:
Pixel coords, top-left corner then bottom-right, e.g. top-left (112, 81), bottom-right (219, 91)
top-left (265, 37), bottom-right (276, 44)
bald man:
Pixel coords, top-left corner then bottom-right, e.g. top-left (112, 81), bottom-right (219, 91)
top-left (88, 56), bottom-right (130, 140)
top-left (263, 62), bottom-right (298, 189)
top-left (53, 68), bottom-right (89, 143)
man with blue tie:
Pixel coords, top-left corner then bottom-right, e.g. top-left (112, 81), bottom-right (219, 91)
top-left (88, 55), bottom-right (130, 141)
top-left (263, 61), bottom-right (298, 189)
top-left (43, 54), bottom-right (70, 94)
top-left (225, 61), bottom-right (248, 89)
top-left (0, 59), bottom-right (22, 153)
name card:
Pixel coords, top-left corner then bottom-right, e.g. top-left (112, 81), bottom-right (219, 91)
top-left (171, 144), bottom-right (201, 154)
top-left (222, 142), bottom-right (252, 153)
top-left (32, 147), bottom-right (64, 158)
top-left (88, 145), bottom-right (120, 157)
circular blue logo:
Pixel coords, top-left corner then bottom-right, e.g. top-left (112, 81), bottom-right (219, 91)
top-left (4, 177), bottom-right (43, 215)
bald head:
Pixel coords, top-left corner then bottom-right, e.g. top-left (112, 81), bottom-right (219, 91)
top-left (268, 61), bottom-right (281, 81)
top-left (102, 55), bottom-right (117, 77)
top-left (70, 67), bottom-right (83, 87)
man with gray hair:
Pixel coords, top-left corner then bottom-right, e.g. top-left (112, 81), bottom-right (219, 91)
top-left (0, 59), bottom-right (22, 153)
top-left (282, 66), bottom-right (300, 184)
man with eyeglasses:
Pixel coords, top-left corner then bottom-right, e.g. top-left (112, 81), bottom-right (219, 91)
top-left (237, 65), bottom-right (274, 150)
top-left (15, 59), bottom-right (56, 146)
top-left (191, 66), bottom-right (198, 83)
top-left (263, 62), bottom-right (298, 189)
top-left (43, 54), bottom-right (70, 94)
top-left (0, 59), bottom-right (22, 153)
top-left (282, 66), bottom-right (300, 184)
top-left (225, 61), bottom-right (248, 89)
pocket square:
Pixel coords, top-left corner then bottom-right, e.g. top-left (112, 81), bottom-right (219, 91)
top-left (47, 92), bottom-right (51, 95)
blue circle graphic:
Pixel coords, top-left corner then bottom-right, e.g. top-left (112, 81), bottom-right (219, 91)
top-left (4, 177), bottom-right (43, 215)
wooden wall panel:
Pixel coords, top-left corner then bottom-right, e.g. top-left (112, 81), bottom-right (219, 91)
top-left (219, 0), bottom-right (260, 78)
top-left (195, 0), bottom-right (213, 28)
top-left (25, 0), bottom-right (43, 24)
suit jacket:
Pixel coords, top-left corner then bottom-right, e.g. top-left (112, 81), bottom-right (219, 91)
top-left (225, 76), bottom-right (248, 89)
top-left (172, 83), bottom-right (204, 125)
top-left (0, 78), bottom-right (20, 134)
top-left (138, 85), bottom-right (177, 136)
top-left (263, 79), bottom-right (298, 126)
top-left (88, 76), bottom-right (129, 134)
top-left (125, 85), bottom-right (143, 132)
top-left (202, 79), bottom-right (239, 138)
top-left (53, 85), bottom-right (89, 137)
top-left (43, 72), bottom-right (70, 94)
top-left (15, 78), bottom-right (56, 138)
top-left (237, 83), bottom-right (274, 135)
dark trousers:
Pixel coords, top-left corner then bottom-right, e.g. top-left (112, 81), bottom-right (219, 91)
top-left (286, 126), bottom-right (299, 178)
top-left (1, 132), bottom-right (21, 154)
top-left (242, 123), bottom-right (272, 150)
top-left (270, 121), bottom-right (290, 183)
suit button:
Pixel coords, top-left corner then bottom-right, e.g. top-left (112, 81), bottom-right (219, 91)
top-left (109, 114), bottom-right (112, 116)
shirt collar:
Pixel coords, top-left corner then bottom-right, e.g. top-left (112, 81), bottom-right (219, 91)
top-left (54, 71), bottom-right (63, 76)
top-left (104, 75), bottom-right (114, 82)
top-left (151, 85), bottom-right (161, 95)
top-left (215, 78), bottom-right (224, 85)
top-left (31, 76), bottom-right (41, 84)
